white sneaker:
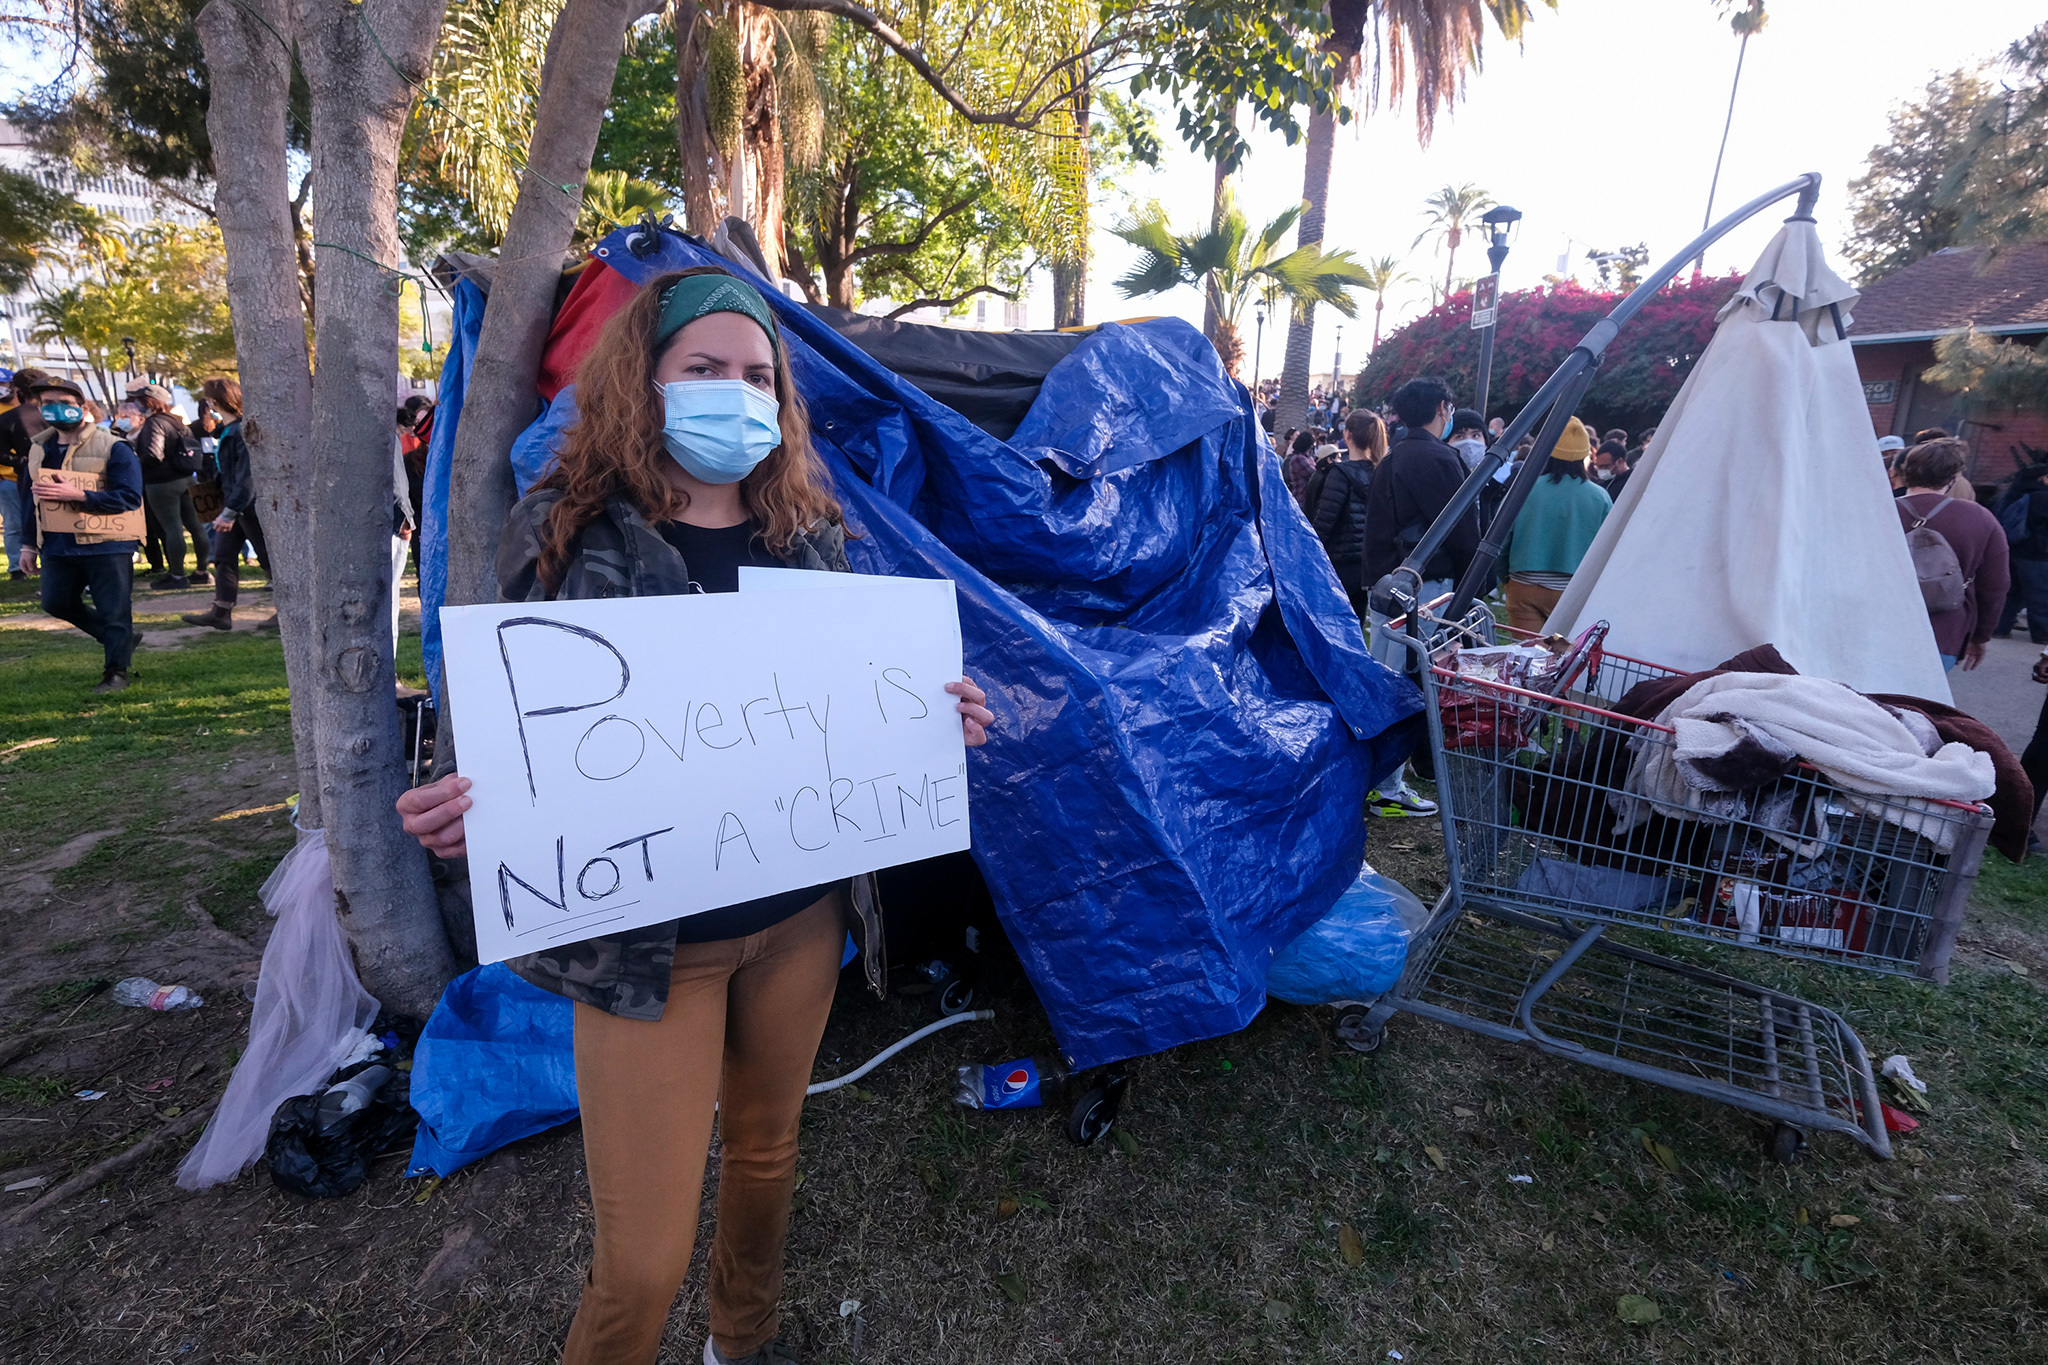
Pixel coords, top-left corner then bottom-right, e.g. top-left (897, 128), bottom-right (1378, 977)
top-left (1368, 788), bottom-right (1438, 818)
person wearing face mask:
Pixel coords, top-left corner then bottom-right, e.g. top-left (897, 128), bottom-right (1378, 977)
top-left (393, 267), bottom-right (995, 1365)
top-left (1447, 408), bottom-right (1488, 473)
top-left (14, 376), bottom-right (145, 692)
top-left (129, 383), bottom-right (209, 590)
top-left (1590, 438), bottom-right (1631, 500)
top-left (1359, 375), bottom-right (1478, 818)
top-left (0, 367), bottom-right (55, 579)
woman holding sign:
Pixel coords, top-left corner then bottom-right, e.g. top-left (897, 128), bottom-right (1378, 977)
top-left (399, 267), bottom-right (992, 1365)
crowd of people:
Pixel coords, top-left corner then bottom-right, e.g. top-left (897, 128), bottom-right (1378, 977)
top-left (0, 365), bottom-right (433, 693)
top-left (1270, 372), bottom-right (2048, 838)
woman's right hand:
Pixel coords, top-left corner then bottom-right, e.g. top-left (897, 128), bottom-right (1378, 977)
top-left (396, 773), bottom-right (472, 859)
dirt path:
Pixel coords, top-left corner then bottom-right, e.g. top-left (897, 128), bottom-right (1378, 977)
top-left (0, 584), bottom-right (424, 651)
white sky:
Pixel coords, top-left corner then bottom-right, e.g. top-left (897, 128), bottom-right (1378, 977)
top-left (1051, 0), bottom-right (2043, 382)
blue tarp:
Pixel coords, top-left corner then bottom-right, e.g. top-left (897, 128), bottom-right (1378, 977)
top-left (419, 275), bottom-right (487, 697)
top-left (407, 963), bottom-right (577, 1178)
top-left (420, 228), bottom-right (1421, 1070)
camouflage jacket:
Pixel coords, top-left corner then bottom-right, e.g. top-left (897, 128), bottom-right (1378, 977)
top-left (493, 488), bottom-right (887, 1020)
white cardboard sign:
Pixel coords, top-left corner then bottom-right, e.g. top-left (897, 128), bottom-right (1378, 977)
top-left (441, 576), bottom-right (969, 964)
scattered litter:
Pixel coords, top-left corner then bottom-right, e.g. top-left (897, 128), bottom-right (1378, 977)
top-left (1881, 1105), bottom-right (1920, 1133)
top-left (110, 978), bottom-right (203, 1012)
top-left (1829, 1214), bottom-right (1860, 1228)
top-left (5, 1176), bottom-right (50, 1192)
top-left (138, 1078), bottom-right (173, 1093)
top-left (838, 1299), bottom-right (861, 1319)
top-left (1881, 1055), bottom-right (1927, 1093)
top-left (1508, 1174), bottom-right (1534, 1184)
top-left (1616, 1294), bottom-right (1662, 1324)
top-left (1453, 1106), bottom-right (1477, 1119)
top-left (74, 1090), bottom-right (107, 1101)
top-left (1387, 1352), bottom-right (1404, 1362)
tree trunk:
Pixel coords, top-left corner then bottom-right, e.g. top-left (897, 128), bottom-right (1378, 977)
top-left (1444, 227), bottom-right (1460, 299)
top-left (1273, 103), bottom-right (1336, 434)
top-left (675, 4), bottom-right (719, 236)
top-left (1372, 293), bottom-right (1384, 352)
top-left (1050, 81), bottom-right (1092, 330)
top-left (293, 0), bottom-right (456, 1017)
top-left (445, 0), bottom-right (662, 618)
top-left (196, 0), bottom-right (325, 831)
top-left (1202, 149), bottom-right (1230, 346)
top-left (732, 3), bottom-right (784, 279)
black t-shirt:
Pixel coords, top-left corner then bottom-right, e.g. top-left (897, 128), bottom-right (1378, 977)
top-left (655, 516), bottom-right (837, 943)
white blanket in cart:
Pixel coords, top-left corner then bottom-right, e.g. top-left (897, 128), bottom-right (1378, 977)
top-left (1616, 672), bottom-right (1994, 850)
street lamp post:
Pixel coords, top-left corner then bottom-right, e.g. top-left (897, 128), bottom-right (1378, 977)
top-left (121, 336), bottom-right (137, 384)
top-left (1331, 325), bottom-right (1344, 409)
top-left (1472, 205), bottom-right (1521, 422)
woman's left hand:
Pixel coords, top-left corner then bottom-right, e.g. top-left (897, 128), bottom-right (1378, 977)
top-left (947, 676), bottom-right (994, 747)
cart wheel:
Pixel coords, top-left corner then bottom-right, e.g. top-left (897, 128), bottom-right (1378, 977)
top-left (1766, 1123), bottom-right (1807, 1166)
top-left (1064, 1072), bottom-right (1129, 1147)
top-left (1334, 1006), bottom-right (1384, 1055)
top-left (938, 976), bottom-right (977, 1016)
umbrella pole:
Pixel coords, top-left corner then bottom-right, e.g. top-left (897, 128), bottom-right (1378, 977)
top-left (1370, 172), bottom-right (1823, 632)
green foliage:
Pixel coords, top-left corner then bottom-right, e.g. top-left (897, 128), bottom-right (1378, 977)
top-left (1, 0), bottom-right (231, 187)
top-left (1112, 185), bottom-right (1368, 373)
top-left (1845, 67), bottom-right (1988, 282)
top-left (1353, 273), bottom-right (1744, 431)
top-left (0, 167), bottom-right (96, 293)
top-left (574, 171), bottom-right (674, 247)
top-left (1846, 23), bottom-right (2048, 281)
top-left (787, 26), bottom-right (1032, 316)
top-left (413, 0), bottom-right (566, 238)
top-left (1582, 243), bottom-right (1650, 291)
top-left (1925, 327), bottom-right (2048, 416)
top-left (28, 219), bottom-right (236, 395)
top-left (1121, 0), bottom-right (1345, 172)
top-left (592, 23), bottom-right (685, 191)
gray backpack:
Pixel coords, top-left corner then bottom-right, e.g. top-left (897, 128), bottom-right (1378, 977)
top-left (1903, 496), bottom-right (1969, 613)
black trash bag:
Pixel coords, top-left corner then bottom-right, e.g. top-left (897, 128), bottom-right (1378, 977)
top-left (265, 1063), bottom-right (417, 1199)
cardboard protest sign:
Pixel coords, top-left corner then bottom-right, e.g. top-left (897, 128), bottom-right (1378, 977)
top-left (440, 576), bottom-right (969, 964)
top-left (32, 468), bottom-right (146, 540)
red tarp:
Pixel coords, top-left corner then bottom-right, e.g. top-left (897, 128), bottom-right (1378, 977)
top-left (535, 259), bottom-right (641, 401)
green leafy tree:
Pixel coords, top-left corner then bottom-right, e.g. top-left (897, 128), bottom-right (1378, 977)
top-left (30, 219), bottom-right (237, 395)
top-left (1846, 24), bottom-right (2048, 282)
top-left (0, 166), bottom-right (96, 293)
top-left (575, 170), bottom-right (674, 246)
top-left (1925, 326), bottom-right (2048, 417)
top-left (783, 26), bottom-right (1031, 315)
top-left (1414, 182), bottom-right (1494, 299)
top-left (1844, 67), bottom-right (1988, 282)
top-left (591, 20), bottom-right (687, 190)
top-left (1111, 187), bottom-right (1368, 378)
top-left (1356, 253), bottom-right (1411, 353)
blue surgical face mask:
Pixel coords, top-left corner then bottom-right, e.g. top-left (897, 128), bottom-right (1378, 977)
top-left (651, 378), bottom-right (781, 484)
top-left (41, 401), bottom-right (84, 428)
top-left (1438, 411), bottom-right (1455, 440)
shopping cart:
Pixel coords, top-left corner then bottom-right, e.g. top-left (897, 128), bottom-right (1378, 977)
top-left (1345, 172), bottom-right (1993, 1161)
top-left (1339, 608), bottom-right (1990, 1160)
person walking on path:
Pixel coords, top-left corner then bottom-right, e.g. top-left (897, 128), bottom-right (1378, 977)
top-left (1897, 438), bottom-right (2009, 672)
top-left (0, 367), bottom-right (52, 578)
top-left (1359, 375), bottom-right (1479, 818)
top-left (1306, 409), bottom-right (1386, 617)
top-left (179, 379), bottom-right (275, 631)
top-left (13, 376), bottom-right (144, 692)
top-left (393, 267), bottom-right (995, 1365)
top-left (1500, 418), bottom-right (1611, 634)
top-left (131, 382), bottom-right (208, 589)
top-left (1994, 463), bottom-right (2048, 643)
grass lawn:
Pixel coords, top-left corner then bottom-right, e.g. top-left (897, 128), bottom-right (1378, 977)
top-left (0, 574), bottom-right (2044, 1363)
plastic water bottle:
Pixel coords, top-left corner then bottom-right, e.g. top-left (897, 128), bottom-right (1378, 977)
top-left (316, 1065), bottom-right (392, 1130)
top-left (110, 977), bottom-right (203, 1011)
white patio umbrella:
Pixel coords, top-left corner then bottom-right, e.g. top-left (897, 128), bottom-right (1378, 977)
top-left (1545, 217), bottom-right (1951, 703)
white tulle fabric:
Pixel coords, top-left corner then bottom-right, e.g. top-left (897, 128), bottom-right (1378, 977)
top-left (176, 830), bottom-right (381, 1190)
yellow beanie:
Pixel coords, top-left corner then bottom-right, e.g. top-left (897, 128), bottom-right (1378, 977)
top-left (1550, 417), bottom-right (1591, 463)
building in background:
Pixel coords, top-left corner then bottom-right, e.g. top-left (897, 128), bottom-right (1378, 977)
top-left (1, 119), bottom-right (211, 392)
top-left (1850, 243), bottom-right (2048, 486)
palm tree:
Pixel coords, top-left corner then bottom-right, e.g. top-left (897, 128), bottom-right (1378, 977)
top-left (1414, 182), bottom-right (1495, 299)
top-left (1111, 189), bottom-right (1369, 379)
top-left (1271, 1), bottom-right (1549, 435)
top-left (574, 171), bottom-right (674, 246)
top-left (1356, 255), bottom-right (1412, 353)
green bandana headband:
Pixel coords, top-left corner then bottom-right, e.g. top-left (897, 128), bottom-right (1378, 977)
top-left (653, 273), bottom-right (780, 356)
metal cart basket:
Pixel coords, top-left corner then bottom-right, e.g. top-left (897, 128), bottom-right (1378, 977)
top-left (1341, 615), bottom-right (1991, 1160)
